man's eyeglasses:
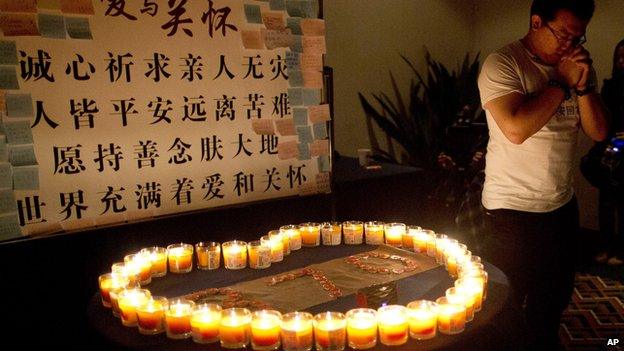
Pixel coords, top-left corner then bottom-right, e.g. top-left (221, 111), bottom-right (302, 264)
top-left (544, 22), bottom-right (587, 47)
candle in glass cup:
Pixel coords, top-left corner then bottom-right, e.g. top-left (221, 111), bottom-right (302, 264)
top-left (248, 240), bottom-right (271, 269)
top-left (426, 231), bottom-right (441, 257)
top-left (446, 287), bottom-right (475, 322)
top-left (281, 311), bottom-right (314, 351)
top-left (140, 246), bottom-right (168, 277)
top-left (342, 221), bottom-right (363, 245)
top-left (444, 244), bottom-right (467, 278)
top-left (117, 288), bottom-right (151, 327)
top-left (268, 230), bottom-right (290, 257)
top-left (167, 243), bottom-right (194, 273)
top-left (413, 229), bottom-right (435, 254)
top-left (220, 308), bottom-right (252, 349)
top-left (440, 239), bottom-right (458, 266)
top-left (458, 271), bottom-right (488, 307)
top-left (98, 273), bottom-right (128, 308)
top-left (455, 277), bottom-right (485, 311)
top-left (262, 234), bottom-right (284, 263)
top-left (251, 309), bottom-right (282, 351)
top-left (321, 222), bottom-right (342, 245)
top-left (435, 297), bottom-right (466, 335)
top-left (434, 235), bottom-right (451, 264)
top-left (111, 261), bottom-right (140, 286)
top-left (299, 222), bottom-right (321, 247)
top-left (222, 240), bottom-right (248, 269)
top-left (346, 308), bottom-right (377, 349)
top-left (165, 299), bottom-right (195, 339)
top-left (280, 225), bottom-right (301, 251)
top-left (383, 223), bottom-right (406, 247)
top-left (403, 225), bottom-right (421, 251)
top-left (137, 296), bottom-right (168, 335)
top-left (124, 252), bottom-right (152, 285)
top-left (314, 312), bottom-right (346, 351)
top-left (109, 281), bottom-right (140, 318)
top-left (364, 221), bottom-right (384, 245)
top-left (195, 241), bottom-right (221, 270)
top-left (458, 262), bottom-right (484, 279)
top-left (377, 305), bottom-right (408, 346)
top-left (190, 303), bottom-right (222, 344)
top-left (407, 300), bottom-right (438, 340)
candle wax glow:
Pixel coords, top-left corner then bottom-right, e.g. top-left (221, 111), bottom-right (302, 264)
top-left (315, 319), bottom-right (346, 349)
top-left (251, 317), bottom-right (281, 346)
top-left (191, 311), bottom-right (221, 340)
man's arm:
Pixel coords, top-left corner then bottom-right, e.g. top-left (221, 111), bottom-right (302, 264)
top-left (484, 86), bottom-right (566, 145)
top-left (577, 93), bottom-right (609, 141)
top-left (569, 47), bottom-right (609, 141)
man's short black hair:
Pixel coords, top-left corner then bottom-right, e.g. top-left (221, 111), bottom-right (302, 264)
top-left (530, 0), bottom-right (595, 22)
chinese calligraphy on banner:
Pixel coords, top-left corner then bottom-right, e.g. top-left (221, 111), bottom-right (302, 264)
top-left (0, 0), bottom-right (330, 241)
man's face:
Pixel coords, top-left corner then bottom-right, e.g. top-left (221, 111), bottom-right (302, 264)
top-left (536, 9), bottom-right (588, 65)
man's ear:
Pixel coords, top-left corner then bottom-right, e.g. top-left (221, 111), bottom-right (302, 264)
top-left (530, 15), bottom-right (542, 30)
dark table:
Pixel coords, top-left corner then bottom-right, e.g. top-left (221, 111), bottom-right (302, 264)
top-left (87, 244), bottom-right (526, 351)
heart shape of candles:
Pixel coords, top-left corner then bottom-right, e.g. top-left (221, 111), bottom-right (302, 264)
top-left (98, 221), bottom-right (488, 348)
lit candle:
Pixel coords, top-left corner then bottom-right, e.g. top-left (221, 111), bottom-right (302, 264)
top-left (262, 234), bottom-right (283, 262)
top-left (190, 303), bottom-right (222, 344)
top-left (117, 288), bottom-right (151, 327)
top-left (313, 312), bottom-right (346, 351)
top-left (426, 231), bottom-right (442, 257)
top-left (446, 287), bottom-right (475, 322)
top-left (458, 262), bottom-right (483, 278)
top-left (98, 273), bottom-right (128, 308)
top-left (377, 305), bottom-right (408, 346)
top-left (140, 246), bottom-right (168, 277)
top-left (165, 299), bottom-right (195, 339)
top-left (109, 281), bottom-right (140, 318)
top-left (383, 223), bottom-right (406, 247)
top-left (299, 222), bottom-right (321, 247)
top-left (435, 297), bottom-right (466, 335)
top-left (440, 239), bottom-right (458, 266)
top-left (219, 308), bottom-right (252, 349)
top-left (444, 243), bottom-right (467, 278)
top-left (403, 225), bottom-right (420, 250)
top-left (280, 225), bottom-right (301, 251)
top-left (407, 300), bottom-right (438, 340)
top-left (124, 252), bottom-right (153, 285)
top-left (281, 311), bottom-right (314, 351)
top-left (346, 308), bottom-right (377, 349)
top-left (222, 240), bottom-right (248, 270)
top-left (136, 296), bottom-right (168, 335)
top-left (111, 261), bottom-right (140, 286)
top-left (248, 240), bottom-right (271, 269)
top-left (321, 222), bottom-right (342, 246)
top-left (413, 229), bottom-right (435, 254)
top-left (455, 272), bottom-right (487, 312)
top-left (267, 230), bottom-right (288, 259)
top-left (342, 221), bottom-right (363, 245)
top-left (364, 221), bottom-right (384, 245)
top-left (457, 271), bottom-right (488, 307)
top-left (167, 243), bottom-right (194, 273)
top-left (251, 309), bottom-right (282, 351)
top-left (195, 241), bottom-right (221, 270)
top-left (434, 235), bottom-right (450, 264)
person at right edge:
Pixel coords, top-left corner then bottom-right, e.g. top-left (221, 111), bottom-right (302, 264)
top-left (477, 0), bottom-right (609, 350)
top-left (593, 39), bottom-right (624, 266)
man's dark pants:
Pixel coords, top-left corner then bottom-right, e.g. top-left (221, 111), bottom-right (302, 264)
top-left (483, 197), bottom-right (578, 349)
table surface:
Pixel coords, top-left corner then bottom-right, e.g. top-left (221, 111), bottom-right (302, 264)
top-left (87, 244), bottom-right (526, 351)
